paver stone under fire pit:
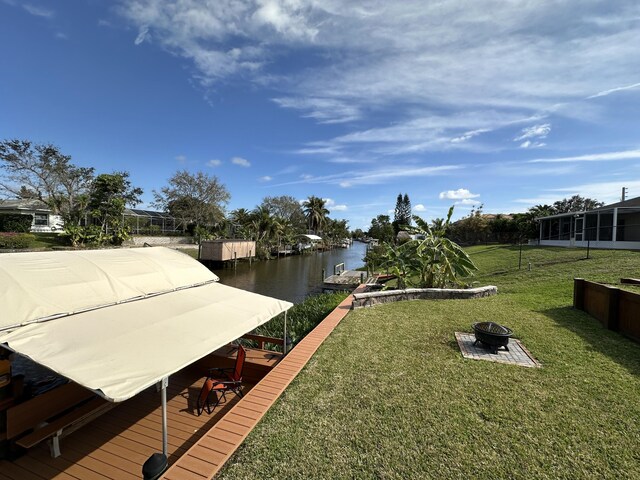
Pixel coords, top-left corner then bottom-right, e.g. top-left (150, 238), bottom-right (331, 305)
top-left (472, 322), bottom-right (513, 354)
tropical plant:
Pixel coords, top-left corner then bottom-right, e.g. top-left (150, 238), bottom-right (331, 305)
top-left (230, 208), bottom-right (253, 239)
top-left (405, 207), bottom-right (478, 288)
top-left (380, 242), bottom-right (420, 289)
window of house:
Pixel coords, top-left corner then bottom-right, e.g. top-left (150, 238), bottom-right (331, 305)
top-left (34, 213), bottom-right (48, 226)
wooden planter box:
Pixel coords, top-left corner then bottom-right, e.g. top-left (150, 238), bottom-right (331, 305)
top-left (574, 278), bottom-right (640, 342)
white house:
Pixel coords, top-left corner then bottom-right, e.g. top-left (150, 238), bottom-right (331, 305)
top-left (537, 196), bottom-right (640, 250)
top-left (0, 199), bottom-right (64, 233)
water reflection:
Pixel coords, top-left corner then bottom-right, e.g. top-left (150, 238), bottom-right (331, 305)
top-left (211, 241), bottom-right (368, 304)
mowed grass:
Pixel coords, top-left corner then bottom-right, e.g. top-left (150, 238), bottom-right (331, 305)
top-left (219, 246), bottom-right (640, 479)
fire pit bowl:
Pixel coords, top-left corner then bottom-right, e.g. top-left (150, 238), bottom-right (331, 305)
top-left (472, 322), bottom-right (513, 354)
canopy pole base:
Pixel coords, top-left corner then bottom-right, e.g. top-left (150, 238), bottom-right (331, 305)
top-left (143, 377), bottom-right (169, 480)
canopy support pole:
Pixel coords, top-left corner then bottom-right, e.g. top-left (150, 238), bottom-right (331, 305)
top-left (142, 376), bottom-right (169, 479)
top-left (283, 311), bottom-right (288, 355)
top-left (161, 376), bottom-right (168, 456)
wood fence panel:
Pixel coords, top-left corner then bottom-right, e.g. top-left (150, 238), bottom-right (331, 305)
top-left (618, 290), bottom-right (640, 342)
top-left (582, 282), bottom-right (610, 327)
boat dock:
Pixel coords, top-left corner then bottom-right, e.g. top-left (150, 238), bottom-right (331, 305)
top-left (323, 269), bottom-right (369, 291)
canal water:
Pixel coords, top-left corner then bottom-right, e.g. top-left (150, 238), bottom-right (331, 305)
top-left (211, 241), bottom-right (368, 304)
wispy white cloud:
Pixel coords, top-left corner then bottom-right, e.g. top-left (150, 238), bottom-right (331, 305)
top-left (439, 188), bottom-right (480, 200)
top-left (207, 159), bottom-right (222, 167)
top-left (275, 164), bottom-right (460, 188)
top-left (273, 97), bottom-right (361, 124)
top-left (587, 82), bottom-right (640, 99)
top-left (232, 156), bottom-right (251, 167)
top-left (134, 26), bottom-right (150, 45)
top-left (55, 32), bottom-right (68, 40)
top-left (326, 157), bottom-right (371, 164)
top-left (259, 175), bottom-right (272, 182)
top-left (450, 129), bottom-right (489, 144)
top-left (514, 123), bottom-right (551, 142)
top-left (520, 140), bottom-right (546, 149)
top-left (413, 204), bottom-right (426, 212)
top-left (175, 154), bottom-right (187, 164)
top-left (23, 4), bottom-right (54, 18)
top-left (528, 149), bottom-right (640, 163)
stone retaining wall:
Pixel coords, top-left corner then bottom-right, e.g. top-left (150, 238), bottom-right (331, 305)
top-left (129, 235), bottom-right (195, 246)
top-left (351, 285), bottom-right (497, 309)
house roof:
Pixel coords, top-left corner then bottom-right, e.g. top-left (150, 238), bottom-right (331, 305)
top-left (0, 247), bottom-right (292, 402)
top-left (0, 198), bottom-right (50, 211)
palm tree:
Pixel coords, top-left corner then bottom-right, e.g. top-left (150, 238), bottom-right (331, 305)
top-left (230, 208), bottom-right (253, 239)
top-left (250, 206), bottom-right (276, 243)
top-left (302, 195), bottom-right (329, 234)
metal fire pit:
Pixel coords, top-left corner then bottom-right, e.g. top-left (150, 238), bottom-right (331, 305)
top-left (472, 322), bottom-right (513, 354)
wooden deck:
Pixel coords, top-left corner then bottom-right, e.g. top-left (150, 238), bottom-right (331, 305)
top-left (0, 347), bottom-right (279, 480)
top-left (0, 286), bottom-right (364, 480)
top-left (162, 285), bottom-right (367, 479)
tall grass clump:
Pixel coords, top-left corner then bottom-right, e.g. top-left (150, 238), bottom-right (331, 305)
top-left (254, 291), bottom-right (348, 348)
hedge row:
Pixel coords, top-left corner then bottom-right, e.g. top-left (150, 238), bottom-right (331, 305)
top-left (0, 213), bottom-right (33, 233)
top-left (0, 232), bottom-right (35, 249)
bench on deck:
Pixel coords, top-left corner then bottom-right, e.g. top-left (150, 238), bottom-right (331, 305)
top-left (6, 381), bottom-right (115, 457)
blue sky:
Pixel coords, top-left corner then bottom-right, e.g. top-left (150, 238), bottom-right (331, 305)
top-left (1, 0), bottom-right (639, 229)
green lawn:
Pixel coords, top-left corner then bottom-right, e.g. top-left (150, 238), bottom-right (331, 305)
top-left (29, 232), bottom-right (69, 249)
top-left (218, 245), bottom-right (640, 479)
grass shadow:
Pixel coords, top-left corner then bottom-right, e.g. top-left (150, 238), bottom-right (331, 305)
top-left (542, 306), bottom-right (640, 377)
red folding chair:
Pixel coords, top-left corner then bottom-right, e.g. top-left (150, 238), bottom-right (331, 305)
top-left (197, 345), bottom-right (246, 416)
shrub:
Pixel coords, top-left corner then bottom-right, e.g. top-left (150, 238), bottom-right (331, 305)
top-left (0, 232), bottom-right (35, 249)
top-left (253, 291), bottom-right (349, 349)
top-left (0, 213), bottom-right (33, 233)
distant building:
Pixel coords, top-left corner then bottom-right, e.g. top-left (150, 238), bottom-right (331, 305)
top-left (537, 196), bottom-right (640, 250)
top-left (0, 199), bottom-right (63, 233)
top-left (0, 199), bottom-right (182, 234)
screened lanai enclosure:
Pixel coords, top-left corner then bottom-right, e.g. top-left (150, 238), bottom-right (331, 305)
top-left (538, 196), bottom-right (640, 250)
top-left (123, 209), bottom-right (184, 234)
top-left (81, 208), bottom-right (183, 234)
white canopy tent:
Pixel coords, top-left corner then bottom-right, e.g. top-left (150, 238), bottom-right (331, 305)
top-left (0, 247), bottom-right (292, 462)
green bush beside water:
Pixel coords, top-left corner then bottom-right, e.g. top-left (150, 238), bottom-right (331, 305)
top-left (253, 291), bottom-right (349, 348)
